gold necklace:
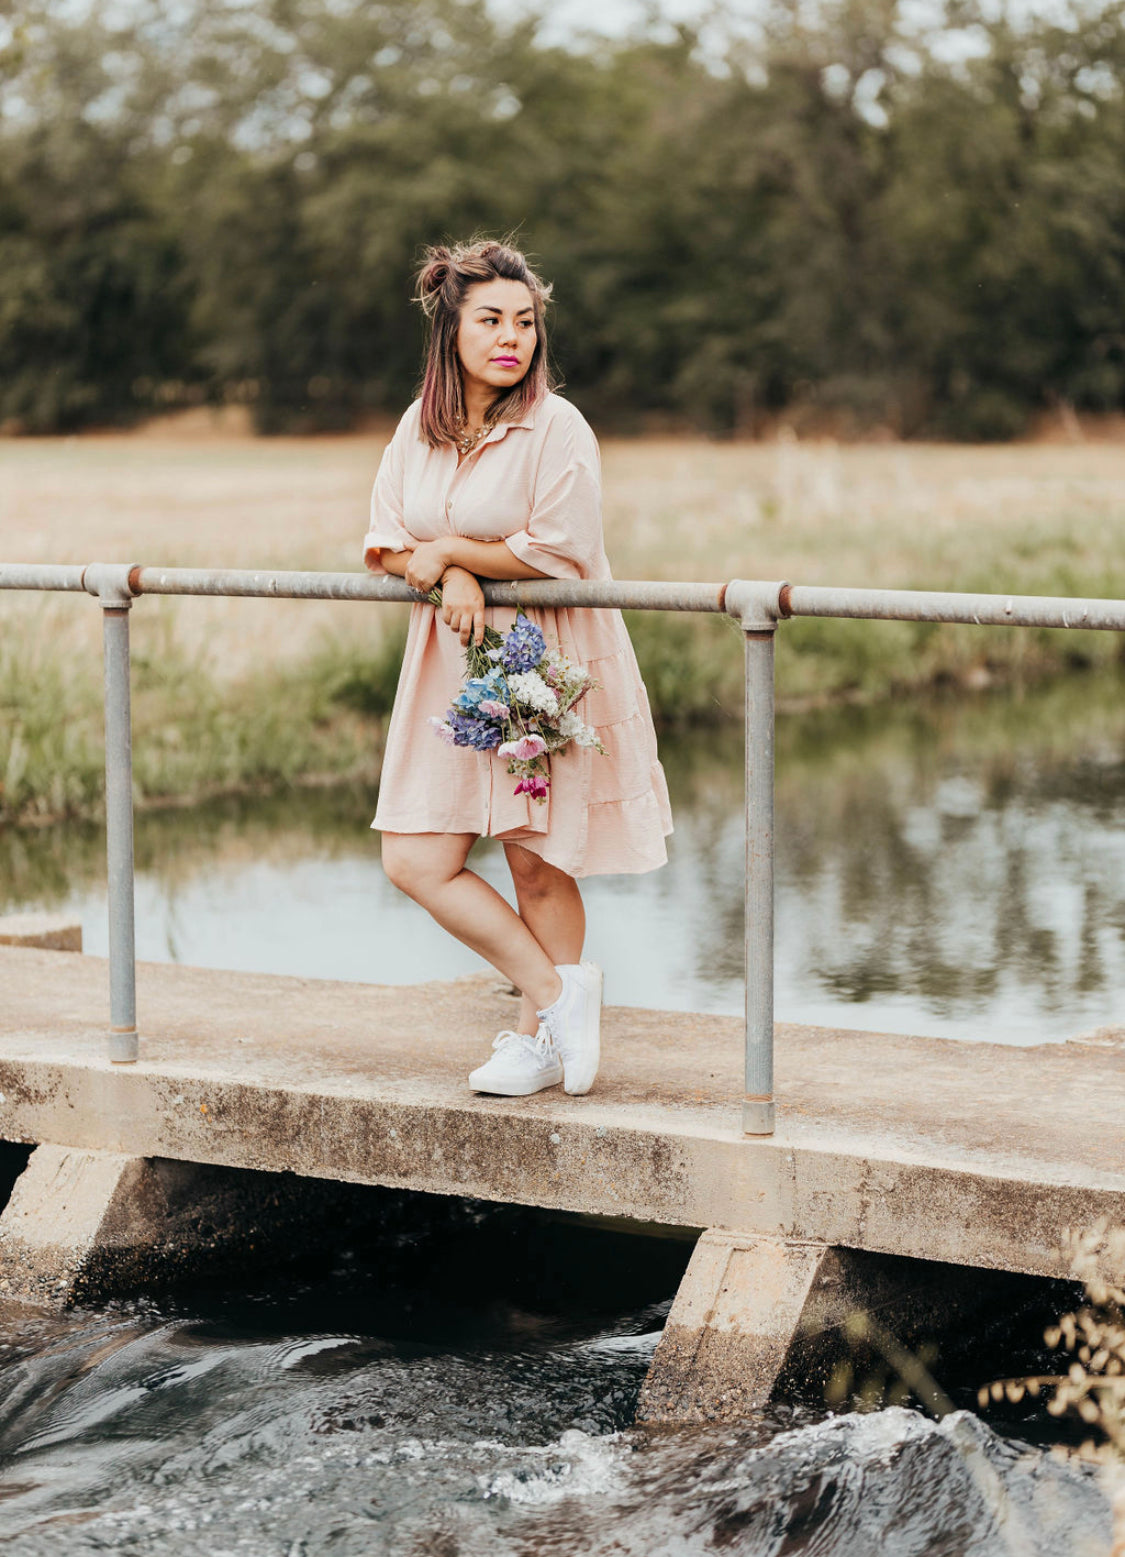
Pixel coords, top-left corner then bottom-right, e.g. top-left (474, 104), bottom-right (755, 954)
top-left (454, 410), bottom-right (498, 457)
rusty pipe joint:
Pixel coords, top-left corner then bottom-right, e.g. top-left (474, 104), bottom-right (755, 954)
top-left (82, 562), bottom-right (141, 611)
top-left (724, 579), bottom-right (790, 633)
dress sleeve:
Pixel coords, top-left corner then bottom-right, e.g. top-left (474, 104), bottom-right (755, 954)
top-left (363, 413), bottom-right (416, 575)
top-left (503, 407), bottom-right (602, 581)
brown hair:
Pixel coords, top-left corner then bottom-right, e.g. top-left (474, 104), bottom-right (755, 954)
top-left (414, 237), bottom-right (554, 448)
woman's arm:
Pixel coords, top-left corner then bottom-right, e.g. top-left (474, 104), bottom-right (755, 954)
top-left (366, 546), bottom-right (410, 577)
top-left (365, 539), bottom-right (548, 587)
top-left (436, 537), bottom-right (551, 582)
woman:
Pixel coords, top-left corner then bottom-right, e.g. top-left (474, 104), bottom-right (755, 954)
top-left (364, 237), bottom-right (672, 1098)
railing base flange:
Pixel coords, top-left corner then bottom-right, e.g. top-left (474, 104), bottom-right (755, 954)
top-left (743, 1098), bottom-right (775, 1136)
top-left (109, 1031), bottom-right (139, 1064)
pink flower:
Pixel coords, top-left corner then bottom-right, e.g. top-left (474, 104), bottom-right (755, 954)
top-left (428, 717), bottom-right (457, 746)
top-left (479, 699), bottom-right (510, 719)
top-left (515, 774), bottom-right (549, 801)
top-left (499, 733), bottom-right (547, 760)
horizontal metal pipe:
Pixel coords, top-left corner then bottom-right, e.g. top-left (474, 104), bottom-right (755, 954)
top-left (0, 564), bottom-right (88, 591)
top-left (7, 563), bottom-right (1125, 632)
top-left (781, 584), bottom-right (1125, 632)
top-left (134, 567), bottom-right (416, 603)
top-left (130, 568), bottom-right (727, 613)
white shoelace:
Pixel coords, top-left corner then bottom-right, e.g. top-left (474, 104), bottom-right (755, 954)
top-left (490, 1029), bottom-right (556, 1065)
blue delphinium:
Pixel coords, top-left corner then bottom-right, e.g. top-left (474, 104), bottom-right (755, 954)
top-left (453, 667), bottom-right (509, 715)
top-left (500, 614), bottom-right (546, 675)
top-left (447, 710), bottom-right (502, 750)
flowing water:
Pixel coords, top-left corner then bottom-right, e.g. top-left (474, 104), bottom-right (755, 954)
top-left (1, 672), bottom-right (1123, 1551)
top-left (0, 1201), bottom-right (1112, 1556)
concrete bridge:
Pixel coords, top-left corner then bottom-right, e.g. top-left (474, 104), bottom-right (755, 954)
top-left (0, 926), bottom-right (1120, 1420)
top-left (4, 563), bottom-right (1125, 1419)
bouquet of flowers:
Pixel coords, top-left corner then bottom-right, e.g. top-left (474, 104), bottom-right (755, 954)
top-left (428, 600), bottom-right (604, 803)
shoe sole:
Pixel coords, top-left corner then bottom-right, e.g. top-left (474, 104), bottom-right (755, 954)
top-left (562, 960), bottom-right (602, 1096)
top-left (469, 1065), bottom-right (563, 1097)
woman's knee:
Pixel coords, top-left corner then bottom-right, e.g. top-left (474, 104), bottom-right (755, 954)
top-left (505, 843), bottom-right (569, 901)
top-left (381, 833), bottom-right (471, 900)
top-left (380, 837), bottom-right (418, 896)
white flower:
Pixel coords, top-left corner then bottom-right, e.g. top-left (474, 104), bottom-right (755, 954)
top-left (556, 708), bottom-right (600, 748)
top-left (506, 671), bottom-right (559, 716)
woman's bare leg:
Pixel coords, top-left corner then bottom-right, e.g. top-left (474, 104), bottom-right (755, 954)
top-left (504, 842), bottom-right (585, 1035)
top-left (380, 832), bottom-right (563, 1013)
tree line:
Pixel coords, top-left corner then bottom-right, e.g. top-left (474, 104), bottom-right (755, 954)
top-left (2, 0), bottom-right (1124, 438)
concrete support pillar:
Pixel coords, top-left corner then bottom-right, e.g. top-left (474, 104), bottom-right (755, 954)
top-left (639, 1228), bottom-right (1042, 1424)
top-left (0, 1144), bottom-right (412, 1307)
top-left (0, 1145), bottom-right (169, 1305)
top-left (638, 1229), bottom-right (831, 1422)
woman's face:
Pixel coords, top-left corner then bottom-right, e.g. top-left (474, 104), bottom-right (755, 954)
top-left (455, 278), bottom-right (537, 402)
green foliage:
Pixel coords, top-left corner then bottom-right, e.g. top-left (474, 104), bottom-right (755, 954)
top-left (0, 633), bottom-right (387, 824)
top-left (3, 0), bottom-right (1125, 433)
top-left (303, 629), bottom-right (407, 718)
top-left (624, 612), bottom-right (744, 725)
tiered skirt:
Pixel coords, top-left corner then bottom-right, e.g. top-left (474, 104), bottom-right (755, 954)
top-left (372, 602), bottom-right (673, 878)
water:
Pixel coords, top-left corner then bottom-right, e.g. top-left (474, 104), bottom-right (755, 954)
top-left (0, 1201), bottom-right (1112, 1555)
top-left (2, 673), bottom-right (1123, 1551)
top-left (7, 671), bottom-right (1125, 1043)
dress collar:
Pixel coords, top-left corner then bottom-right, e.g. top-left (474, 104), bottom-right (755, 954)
top-left (479, 396), bottom-right (541, 447)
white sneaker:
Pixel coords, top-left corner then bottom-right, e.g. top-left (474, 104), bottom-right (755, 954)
top-left (468, 1027), bottom-right (563, 1096)
top-left (537, 961), bottom-right (603, 1096)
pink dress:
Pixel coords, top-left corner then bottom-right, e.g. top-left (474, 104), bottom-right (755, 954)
top-left (363, 392), bottom-right (673, 878)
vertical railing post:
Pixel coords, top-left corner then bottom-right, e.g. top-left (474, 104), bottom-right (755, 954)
top-left (726, 581), bottom-right (789, 1137)
top-left (83, 564), bottom-right (140, 1063)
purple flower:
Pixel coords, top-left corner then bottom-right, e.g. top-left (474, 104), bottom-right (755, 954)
top-left (500, 614), bottom-right (546, 675)
top-left (446, 710), bottom-right (502, 751)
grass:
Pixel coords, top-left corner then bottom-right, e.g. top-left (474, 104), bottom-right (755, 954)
top-left (0, 628), bottom-right (400, 823)
top-left (3, 418), bottom-right (1125, 820)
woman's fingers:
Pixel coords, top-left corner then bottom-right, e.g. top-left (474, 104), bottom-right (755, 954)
top-left (450, 607), bottom-right (484, 647)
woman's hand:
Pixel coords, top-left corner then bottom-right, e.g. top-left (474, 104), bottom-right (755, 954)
top-left (404, 539), bottom-right (451, 594)
top-left (439, 566), bottom-right (487, 647)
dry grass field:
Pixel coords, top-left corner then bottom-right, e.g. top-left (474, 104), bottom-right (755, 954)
top-left (4, 415), bottom-right (1125, 818)
top-left (5, 413), bottom-right (1125, 671)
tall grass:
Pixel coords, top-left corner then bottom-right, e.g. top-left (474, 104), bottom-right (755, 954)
top-left (0, 629), bottom-right (403, 824)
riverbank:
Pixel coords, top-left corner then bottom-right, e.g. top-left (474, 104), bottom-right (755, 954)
top-left (4, 429), bottom-right (1125, 821)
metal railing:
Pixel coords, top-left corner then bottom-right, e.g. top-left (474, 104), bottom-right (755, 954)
top-left (6, 559), bottom-right (1125, 1138)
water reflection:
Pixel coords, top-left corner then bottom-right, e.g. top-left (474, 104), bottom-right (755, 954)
top-left (5, 673), bottom-right (1125, 1043)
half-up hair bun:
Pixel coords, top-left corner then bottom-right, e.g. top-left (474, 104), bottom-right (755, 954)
top-left (414, 247), bottom-right (455, 315)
